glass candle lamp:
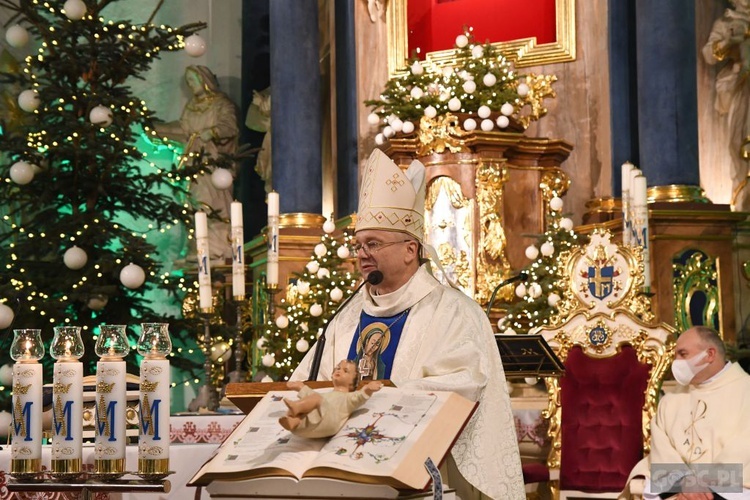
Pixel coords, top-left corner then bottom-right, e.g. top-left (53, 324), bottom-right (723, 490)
top-left (9, 329), bottom-right (44, 478)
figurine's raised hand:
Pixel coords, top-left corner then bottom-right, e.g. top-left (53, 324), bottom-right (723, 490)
top-left (363, 381), bottom-right (384, 396)
top-left (287, 380), bottom-right (304, 391)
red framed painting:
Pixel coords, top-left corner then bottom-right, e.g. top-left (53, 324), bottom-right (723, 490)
top-left (387, 0), bottom-right (576, 74)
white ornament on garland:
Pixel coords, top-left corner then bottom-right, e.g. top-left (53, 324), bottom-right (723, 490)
top-left (518, 82), bottom-right (530, 97)
top-left (402, 121), bottom-right (415, 134)
top-left (540, 241), bottom-right (555, 257)
top-left (63, 245), bottom-right (88, 270)
top-left (316, 267), bottom-right (330, 279)
top-left (548, 293), bottom-right (561, 307)
top-left (482, 73), bottom-right (497, 87)
top-left (382, 125), bottom-right (395, 138)
top-left (500, 102), bottom-right (514, 116)
top-left (448, 97), bottom-right (461, 111)
top-left (63, 0), bottom-right (87, 20)
top-left (18, 89), bottom-right (40, 112)
top-left (310, 304), bottom-right (323, 317)
top-left (463, 118), bottom-right (477, 131)
top-left (525, 245), bottom-right (539, 260)
top-left (471, 45), bottom-right (484, 58)
top-left (323, 218), bottom-right (336, 234)
top-left (330, 288), bottom-right (344, 302)
top-left (410, 86), bottom-right (424, 99)
top-left (184, 33), bottom-right (207, 57)
top-left (275, 315), bottom-right (289, 329)
top-left (480, 119), bottom-right (494, 132)
top-left (462, 80), bottom-right (476, 94)
top-left (478, 105), bottom-right (491, 119)
top-left (5, 25), bottom-right (29, 48)
top-left (260, 375), bottom-right (273, 382)
top-left (337, 245), bottom-right (350, 259)
top-left (261, 353), bottom-right (275, 367)
top-left (496, 115), bottom-right (510, 129)
top-left (424, 105), bottom-right (437, 118)
top-left (0, 303), bottom-right (13, 330)
top-left (391, 118), bottom-right (404, 132)
top-left (87, 294), bottom-right (108, 311)
top-left (211, 168), bottom-right (233, 190)
top-left (560, 217), bottom-right (574, 231)
top-left (550, 196), bottom-right (564, 211)
top-left (295, 338), bottom-right (309, 353)
top-left (9, 161), bottom-right (35, 185)
top-left (529, 283), bottom-right (542, 299)
top-left (305, 261), bottom-right (319, 274)
top-left (210, 342), bottom-right (231, 363)
top-left (297, 280), bottom-right (310, 295)
top-left (410, 61), bottom-right (424, 75)
top-left (375, 133), bottom-right (384, 145)
top-left (455, 34), bottom-right (469, 48)
top-left (256, 338), bottom-right (267, 350)
top-left (515, 283), bottom-right (527, 298)
top-left (505, 327), bottom-right (517, 335)
top-left (119, 262), bottom-right (146, 289)
top-left (89, 105), bottom-right (113, 127)
top-left (314, 243), bottom-right (327, 257)
top-left (367, 113), bottom-right (380, 125)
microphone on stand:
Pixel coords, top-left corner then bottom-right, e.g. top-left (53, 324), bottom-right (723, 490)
top-left (307, 270), bottom-right (384, 381)
top-left (485, 271), bottom-right (529, 317)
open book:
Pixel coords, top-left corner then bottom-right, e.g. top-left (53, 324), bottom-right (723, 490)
top-left (188, 386), bottom-right (476, 494)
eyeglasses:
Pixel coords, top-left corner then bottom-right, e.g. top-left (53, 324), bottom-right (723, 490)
top-left (353, 239), bottom-right (412, 256)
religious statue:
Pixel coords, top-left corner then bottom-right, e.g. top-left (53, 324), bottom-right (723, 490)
top-left (155, 65), bottom-right (239, 260)
top-left (702, 1), bottom-right (750, 210)
top-left (245, 87), bottom-right (272, 192)
top-left (279, 360), bottom-right (383, 439)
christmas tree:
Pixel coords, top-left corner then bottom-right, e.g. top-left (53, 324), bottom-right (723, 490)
top-left (497, 194), bottom-right (585, 335)
top-left (257, 219), bottom-right (359, 381)
top-left (0, 0), bottom-right (211, 413)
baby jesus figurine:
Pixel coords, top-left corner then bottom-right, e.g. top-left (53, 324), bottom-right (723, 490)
top-left (279, 360), bottom-right (383, 438)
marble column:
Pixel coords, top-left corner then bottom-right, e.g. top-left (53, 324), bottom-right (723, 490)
top-left (269, 0), bottom-right (322, 214)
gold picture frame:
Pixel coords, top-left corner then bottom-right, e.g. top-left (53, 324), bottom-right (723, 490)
top-left (387, 0), bottom-right (576, 75)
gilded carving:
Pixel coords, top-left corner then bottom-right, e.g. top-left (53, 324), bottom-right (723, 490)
top-left (672, 250), bottom-right (721, 335)
top-left (416, 114), bottom-right (471, 156)
top-left (515, 73), bottom-right (558, 129)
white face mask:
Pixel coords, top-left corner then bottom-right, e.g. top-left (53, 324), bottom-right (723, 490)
top-left (671, 350), bottom-right (709, 386)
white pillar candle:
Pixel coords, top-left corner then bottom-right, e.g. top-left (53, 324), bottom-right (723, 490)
top-left (632, 174), bottom-right (651, 288)
top-left (231, 201), bottom-right (245, 299)
top-left (11, 361), bottom-right (42, 475)
top-left (195, 211), bottom-right (213, 311)
top-left (95, 359), bottom-right (127, 474)
top-left (621, 162), bottom-right (634, 245)
top-left (51, 361), bottom-right (83, 475)
top-left (138, 358), bottom-right (170, 475)
top-left (267, 192), bottom-right (280, 287)
top-left (629, 167), bottom-right (642, 244)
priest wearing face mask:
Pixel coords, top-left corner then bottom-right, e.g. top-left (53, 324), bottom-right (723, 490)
top-left (290, 149), bottom-right (524, 500)
top-left (621, 325), bottom-right (750, 499)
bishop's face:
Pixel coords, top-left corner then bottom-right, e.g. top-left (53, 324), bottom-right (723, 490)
top-left (354, 229), bottom-right (419, 295)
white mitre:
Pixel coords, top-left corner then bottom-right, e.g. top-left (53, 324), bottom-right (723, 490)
top-left (355, 149), bottom-right (426, 242)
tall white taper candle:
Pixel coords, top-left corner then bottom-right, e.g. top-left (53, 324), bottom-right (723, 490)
top-left (231, 201), bottom-right (245, 299)
top-left (621, 162), bottom-right (634, 245)
top-left (267, 192), bottom-right (280, 286)
top-left (632, 174), bottom-right (650, 288)
top-left (195, 211), bottom-right (213, 311)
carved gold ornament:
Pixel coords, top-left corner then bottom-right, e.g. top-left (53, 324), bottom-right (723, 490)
top-left (416, 114), bottom-right (471, 156)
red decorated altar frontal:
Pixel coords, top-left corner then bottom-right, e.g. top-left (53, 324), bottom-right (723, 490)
top-left (408, 0), bottom-right (557, 57)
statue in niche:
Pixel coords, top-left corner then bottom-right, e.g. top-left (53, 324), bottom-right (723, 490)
top-left (154, 65), bottom-right (239, 260)
top-left (702, 1), bottom-right (750, 211)
top-left (245, 87), bottom-right (272, 192)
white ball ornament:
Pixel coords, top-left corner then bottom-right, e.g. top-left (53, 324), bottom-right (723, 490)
top-left (410, 86), bottom-right (424, 100)
top-left (256, 338), bottom-right (268, 350)
top-left (524, 377), bottom-right (539, 386)
top-left (375, 133), bottom-right (385, 145)
top-left (442, 67), bottom-right (453, 79)
top-left (496, 115), bottom-right (510, 129)
top-left (297, 280), bottom-right (310, 295)
top-left (260, 375), bottom-right (273, 383)
top-left (210, 342), bottom-right (232, 363)
top-left (0, 303), bottom-right (14, 330)
top-left (0, 411), bottom-right (11, 437)
top-left (540, 241), bottom-right (555, 257)
top-left (296, 338), bottom-right (310, 353)
top-left (87, 294), bottom-right (108, 311)
top-left (18, 89), bottom-right (40, 112)
top-left (480, 119), bottom-right (494, 132)
top-left (9, 161), bottom-right (35, 185)
top-left (0, 364), bottom-right (13, 386)
top-left (306, 261), bottom-right (319, 274)
top-left (462, 80), bottom-right (476, 94)
top-left (448, 97), bottom-right (461, 111)
top-left (529, 283), bottom-right (542, 299)
top-left (401, 121), bottom-right (415, 134)
top-left (337, 245), bottom-right (350, 259)
top-left (323, 219), bottom-right (336, 234)
top-left (550, 196), bottom-right (564, 211)
top-left (525, 245), bottom-right (540, 260)
top-left (515, 283), bottom-right (527, 298)
top-left (275, 315), bottom-right (289, 329)
top-left (391, 118), bottom-right (403, 132)
top-left (424, 105), bottom-right (437, 119)
top-left (184, 33), bottom-right (207, 57)
top-left (89, 105), bottom-right (113, 127)
top-left (463, 118), bottom-right (477, 131)
top-left (383, 125), bottom-right (394, 138)
top-left (501, 102), bottom-right (515, 116)
top-left (63, 246), bottom-right (88, 270)
top-left (5, 25), bottom-right (29, 48)
top-left (411, 61), bottom-right (424, 75)
top-left (560, 217), bottom-right (574, 231)
top-left (261, 353), bottom-right (275, 367)
top-left (459, 70), bottom-right (471, 81)
top-left (482, 73), bottom-right (497, 87)
top-left (517, 82), bottom-right (530, 97)
top-left (316, 267), bottom-right (330, 279)
top-left (330, 287), bottom-right (344, 302)
top-left (310, 304), bottom-right (323, 317)
top-left (439, 92), bottom-right (450, 102)
top-left (548, 293), bottom-right (561, 307)
top-left (63, 0), bottom-right (87, 20)
top-left (367, 113), bottom-right (380, 125)
top-left (478, 105), bottom-right (491, 119)
top-left (211, 168), bottom-right (233, 190)
top-left (455, 34), bottom-right (469, 48)
top-left (119, 263), bottom-right (146, 289)
top-left (314, 243), bottom-right (327, 257)
top-left (471, 45), bottom-right (484, 58)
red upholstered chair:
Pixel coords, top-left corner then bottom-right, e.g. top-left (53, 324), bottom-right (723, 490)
top-left (527, 230), bottom-right (675, 499)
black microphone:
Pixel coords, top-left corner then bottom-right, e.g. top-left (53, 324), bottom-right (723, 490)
top-left (485, 271), bottom-right (529, 317)
top-left (307, 271), bottom-right (383, 381)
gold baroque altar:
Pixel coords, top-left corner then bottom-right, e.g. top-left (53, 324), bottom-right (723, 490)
top-left (384, 114), bottom-right (573, 306)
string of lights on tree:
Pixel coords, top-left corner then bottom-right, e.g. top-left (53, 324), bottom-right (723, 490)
top-left (256, 219), bottom-right (359, 381)
top-left (496, 193), bottom-right (586, 335)
top-left (0, 0), bottom-right (212, 414)
top-left (365, 27), bottom-right (554, 143)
